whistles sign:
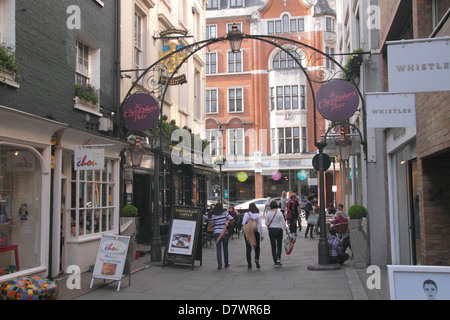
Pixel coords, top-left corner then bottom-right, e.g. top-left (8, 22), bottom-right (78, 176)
top-left (316, 80), bottom-right (359, 122)
top-left (74, 149), bottom-right (105, 171)
top-left (122, 93), bottom-right (159, 131)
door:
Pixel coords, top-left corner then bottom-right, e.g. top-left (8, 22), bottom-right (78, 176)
top-left (408, 160), bottom-right (421, 265)
top-left (133, 174), bottom-right (152, 245)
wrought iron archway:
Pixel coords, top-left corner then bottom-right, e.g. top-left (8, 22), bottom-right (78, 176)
top-left (120, 30), bottom-right (367, 264)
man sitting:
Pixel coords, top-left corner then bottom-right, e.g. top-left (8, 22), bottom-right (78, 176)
top-left (327, 228), bottom-right (350, 265)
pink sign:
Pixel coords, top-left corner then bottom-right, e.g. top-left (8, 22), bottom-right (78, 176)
top-left (122, 93), bottom-right (159, 131)
top-left (271, 171), bottom-right (282, 181)
top-left (316, 80), bottom-right (359, 121)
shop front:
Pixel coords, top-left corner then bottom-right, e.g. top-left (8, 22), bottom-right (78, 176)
top-left (0, 106), bottom-right (67, 281)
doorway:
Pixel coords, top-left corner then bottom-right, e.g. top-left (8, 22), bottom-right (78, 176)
top-left (133, 174), bottom-right (153, 245)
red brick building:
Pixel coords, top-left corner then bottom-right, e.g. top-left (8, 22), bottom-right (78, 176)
top-left (205, 0), bottom-right (340, 205)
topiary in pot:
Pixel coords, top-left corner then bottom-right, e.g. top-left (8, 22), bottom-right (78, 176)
top-left (348, 204), bottom-right (367, 219)
top-left (121, 204), bottom-right (138, 217)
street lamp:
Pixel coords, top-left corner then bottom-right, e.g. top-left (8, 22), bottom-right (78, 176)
top-left (335, 127), bottom-right (352, 162)
top-left (130, 137), bottom-right (144, 167)
top-left (227, 23), bottom-right (243, 53)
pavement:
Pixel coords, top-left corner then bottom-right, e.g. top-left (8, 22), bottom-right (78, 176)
top-left (54, 219), bottom-right (389, 301)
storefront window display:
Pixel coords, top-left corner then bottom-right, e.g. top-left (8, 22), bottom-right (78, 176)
top-left (70, 159), bottom-right (115, 237)
top-left (0, 146), bottom-right (43, 275)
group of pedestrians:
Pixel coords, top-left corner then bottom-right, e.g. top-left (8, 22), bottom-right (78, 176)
top-left (209, 199), bottom-right (290, 270)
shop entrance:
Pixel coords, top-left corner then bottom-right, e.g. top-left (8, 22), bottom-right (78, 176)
top-left (133, 174), bottom-right (153, 245)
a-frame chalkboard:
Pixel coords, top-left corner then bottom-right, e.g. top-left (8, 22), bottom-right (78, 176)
top-left (163, 206), bottom-right (203, 270)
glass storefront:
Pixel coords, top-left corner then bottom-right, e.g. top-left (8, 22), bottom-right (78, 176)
top-left (0, 146), bottom-right (42, 276)
top-left (263, 169), bottom-right (318, 199)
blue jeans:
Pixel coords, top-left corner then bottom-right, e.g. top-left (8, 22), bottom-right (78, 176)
top-left (268, 228), bottom-right (283, 264)
top-left (214, 233), bottom-right (229, 268)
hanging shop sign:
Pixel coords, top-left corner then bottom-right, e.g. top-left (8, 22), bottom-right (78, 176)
top-left (366, 93), bottom-right (416, 128)
top-left (271, 170), bottom-right (282, 181)
top-left (297, 170), bottom-right (308, 181)
top-left (163, 206), bottom-right (203, 269)
top-left (74, 149), bottom-right (105, 171)
top-left (237, 171), bottom-right (248, 182)
top-left (159, 42), bottom-right (187, 85)
top-left (91, 234), bottom-right (131, 292)
top-left (316, 80), bottom-right (359, 121)
top-left (387, 38), bottom-right (450, 93)
top-left (122, 93), bottom-right (159, 131)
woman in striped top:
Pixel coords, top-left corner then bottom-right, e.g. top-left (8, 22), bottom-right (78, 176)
top-left (211, 203), bottom-right (234, 270)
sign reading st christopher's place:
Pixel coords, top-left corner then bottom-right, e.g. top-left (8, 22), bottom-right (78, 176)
top-left (316, 80), bottom-right (359, 122)
top-left (122, 93), bottom-right (159, 131)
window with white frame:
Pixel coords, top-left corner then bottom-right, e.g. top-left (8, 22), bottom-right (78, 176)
top-left (228, 128), bottom-right (244, 155)
top-left (275, 85), bottom-right (299, 110)
top-left (69, 160), bottom-right (116, 238)
top-left (269, 17), bottom-right (306, 34)
top-left (228, 88), bottom-right (243, 112)
top-left (230, 0), bottom-right (243, 7)
top-left (206, 52), bottom-right (217, 74)
top-left (300, 85), bottom-right (306, 110)
top-left (326, 17), bottom-right (335, 31)
top-left (432, 0), bottom-right (450, 29)
top-left (278, 127), bottom-right (300, 154)
top-left (273, 50), bottom-right (302, 69)
top-left (206, 89), bottom-right (218, 113)
top-left (301, 127), bottom-right (307, 153)
top-left (76, 40), bottom-right (90, 85)
top-left (0, 0), bottom-right (15, 47)
top-left (228, 51), bottom-right (242, 72)
top-left (227, 22), bottom-right (242, 33)
top-left (207, 0), bottom-right (219, 9)
top-left (206, 129), bottom-right (222, 156)
top-left (325, 47), bottom-right (335, 69)
top-left (206, 24), bottom-right (217, 40)
top-left (134, 8), bottom-right (145, 80)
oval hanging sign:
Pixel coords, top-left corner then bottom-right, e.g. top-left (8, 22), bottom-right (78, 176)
top-left (271, 171), bottom-right (282, 181)
top-left (122, 93), bottom-right (160, 131)
top-left (237, 172), bottom-right (248, 182)
top-left (316, 80), bottom-right (359, 121)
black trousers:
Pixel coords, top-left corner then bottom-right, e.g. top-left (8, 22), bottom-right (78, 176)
top-left (244, 232), bottom-right (260, 267)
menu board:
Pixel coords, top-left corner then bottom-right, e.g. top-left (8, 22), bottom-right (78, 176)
top-left (163, 206), bottom-right (202, 269)
top-left (91, 235), bottom-right (131, 290)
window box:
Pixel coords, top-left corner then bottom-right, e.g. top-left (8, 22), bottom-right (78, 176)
top-left (74, 97), bottom-right (102, 117)
top-left (0, 70), bottom-right (20, 88)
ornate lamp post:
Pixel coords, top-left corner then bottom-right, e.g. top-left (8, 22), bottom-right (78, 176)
top-left (216, 124), bottom-right (224, 204)
top-left (130, 137), bottom-right (144, 167)
top-left (227, 23), bottom-right (243, 53)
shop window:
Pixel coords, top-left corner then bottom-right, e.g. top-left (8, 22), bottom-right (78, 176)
top-left (0, 146), bottom-right (43, 276)
top-left (69, 159), bottom-right (115, 237)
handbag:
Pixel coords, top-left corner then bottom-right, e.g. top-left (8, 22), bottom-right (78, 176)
top-left (283, 233), bottom-right (296, 255)
top-left (307, 213), bottom-right (318, 225)
top-left (246, 212), bottom-right (258, 232)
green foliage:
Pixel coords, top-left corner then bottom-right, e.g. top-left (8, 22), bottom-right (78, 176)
top-left (342, 48), bottom-right (364, 81)
top-left (75, 83), bottom-right (99, 105)
top-left (0, 43), bottom-right (20, 82)
top-left (348, 204), bottom-right (368, 219)
top-left (121, 204), bottom-right (138, 217)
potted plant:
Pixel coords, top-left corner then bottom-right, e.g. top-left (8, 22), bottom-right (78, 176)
top-left (0, 43), bottom-right (20, 86)
top-left (121, 204), bottom-right (138, 217)
top-left (120, 205), bottom-right (139, 260)
top-left (75, 83), bottom-right (99, 106)
top-left (348, 204), bottom-right (369, 269)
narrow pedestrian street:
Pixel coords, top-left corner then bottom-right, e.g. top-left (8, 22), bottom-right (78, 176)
top-left (58, 220), bottom-right (387, 301)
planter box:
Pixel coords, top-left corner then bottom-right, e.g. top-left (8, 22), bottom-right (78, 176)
top-left (73, 96), bottom-right (102, 117)
top-left (349, 218), bottom-right (369, 269)
top-left (0, 71), bottom-right (20, 88)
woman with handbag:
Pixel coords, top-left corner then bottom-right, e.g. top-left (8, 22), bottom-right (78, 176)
top-left (242, 203), bottom-right (264, 269)
top-left (265, 200), bottom-right (289, 268)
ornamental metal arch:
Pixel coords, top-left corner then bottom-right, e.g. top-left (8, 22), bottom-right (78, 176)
top-left (119, 30), bottom-right (367, 264)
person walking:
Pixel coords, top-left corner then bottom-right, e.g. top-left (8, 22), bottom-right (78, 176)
top-left (285, 193), bottom-right (300, 235)
top-left (211, 203), bottom-right (234, 270)
top-left (304, 195), bottom-right (315, 238)
top-left (280, 191), bottom-right (287, 215)
top-left (242, 203), bottom-right (264, 269)
top-left (265, 200), bottom-right (289, 268)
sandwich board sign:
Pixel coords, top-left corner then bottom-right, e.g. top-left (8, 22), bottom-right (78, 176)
top-left (90, 234), bottom-right (131, 292)
top-left (163, 206), bottom-right (203, 269)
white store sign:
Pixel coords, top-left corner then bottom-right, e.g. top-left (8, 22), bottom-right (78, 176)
top-left (388, 38), bottom-right (450, 93)
top-left (74, 149), bottom-right (105, 171)
top-left (366, 93), bottom-right (416, 128)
